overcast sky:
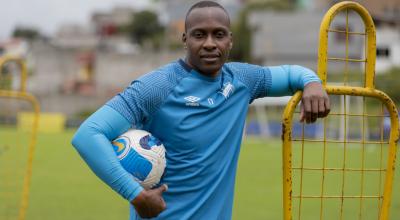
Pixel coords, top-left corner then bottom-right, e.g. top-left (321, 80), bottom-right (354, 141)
top-left (0, 0), bottom-right (150, 40)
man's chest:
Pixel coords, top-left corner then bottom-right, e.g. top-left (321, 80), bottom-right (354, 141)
top-left (146, 78), bottom-right (249, 150)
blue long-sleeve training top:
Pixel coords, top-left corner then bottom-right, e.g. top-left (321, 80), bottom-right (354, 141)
top-left (72, 59), bottom-right (321, 220)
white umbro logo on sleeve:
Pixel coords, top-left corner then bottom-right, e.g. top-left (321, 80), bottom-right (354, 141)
top-left (184, 96), bottom-right (200, 106)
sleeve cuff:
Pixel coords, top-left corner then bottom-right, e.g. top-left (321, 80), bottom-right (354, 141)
top-left (127, 184), bottom-right (144, 202)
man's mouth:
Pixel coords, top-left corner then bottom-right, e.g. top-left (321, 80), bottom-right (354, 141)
top-left (200, 54), bottom-right (220, 62)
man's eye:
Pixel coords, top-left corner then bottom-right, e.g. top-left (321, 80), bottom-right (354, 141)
top-left (216, 32), bottom-right (226, 38)
top-left (193, 32), bottom-right (203, 38)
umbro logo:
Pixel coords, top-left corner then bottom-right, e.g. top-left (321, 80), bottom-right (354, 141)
top-left (184, 96), bottom-right (200, 102)
top-left (184, 96), bottom-right (200, 106)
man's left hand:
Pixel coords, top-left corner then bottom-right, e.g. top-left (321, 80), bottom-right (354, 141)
top-left (299, 82), bottom-right (330, 123)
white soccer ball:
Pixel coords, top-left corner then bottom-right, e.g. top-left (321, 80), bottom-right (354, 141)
top-left (112, 129), bottom-right (166, 189)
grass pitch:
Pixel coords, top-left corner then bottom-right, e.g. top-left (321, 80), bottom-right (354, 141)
top-left (1, 130), bottom-right (398, 219)
top-left (234, 138), bottom-right (400, 220)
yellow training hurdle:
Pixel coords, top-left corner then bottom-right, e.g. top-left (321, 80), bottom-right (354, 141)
top-left (282, 1), bottom-right (399, 220)
top-left (0, 56), bottom-right (28, 92)
top-left (0, 57), bottom-right (40, 220)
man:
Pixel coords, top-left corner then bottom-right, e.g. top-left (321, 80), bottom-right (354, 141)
top-left (72, 1), bottom-right (330, 219)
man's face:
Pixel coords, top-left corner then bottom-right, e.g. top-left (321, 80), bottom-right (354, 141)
top-left (183, 7), bottom-right (232, 77)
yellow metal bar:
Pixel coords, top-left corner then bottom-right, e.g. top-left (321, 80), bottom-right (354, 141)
top-left (0, 89), bottom-right (40, 220)
top-left (378, 104), bottom-right (385, 217)
top-left (294, 196), bottom-right (382, 199)
top-left (339, 94), bottom-right (348, 220)
top-left (283, 2), bottom-right (398, 219)
top-left (293, 139), bottom-right (389, 144)
top-left (359, 97), bottom-right (366, 220)
top-left (316, 113), bottom-right (387, 117)
top-left (282, 91), bottom-right (302, 220)
top-left (317, 1), bottom-right (376, 88)
top-left (292, 111), bottom-right (389, 117)
top-left (283, 86), bottom-right (399, 220)
top-left (327, 29), bottom-right (366, 35)
top-left (327, 57), bottom-right (366, 62)
top-left (319, 117), bottom-right (327, 220)
top-left (292, 168), bottom-right (386, 172)
top-left (344, 8), bottom-right (349, 86)
top-left (0, 56), bottom-right (28, 92)
top-left (297, 123), bottom-right (306, 220)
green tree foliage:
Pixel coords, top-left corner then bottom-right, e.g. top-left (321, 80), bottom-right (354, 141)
top-left (327, 67), bottom-right (400, 107)
top-left (376, 67), bottom-right (400, 105)
top-left (230, 10), bottom-right (252, 62)
top-left (12, 27), bottom-right (40, 40)
top-left (127, 10), bottom-right (165, 48)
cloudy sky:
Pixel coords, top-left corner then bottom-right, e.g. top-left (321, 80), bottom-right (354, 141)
top-left (0, 0), bottom-right (150, 40)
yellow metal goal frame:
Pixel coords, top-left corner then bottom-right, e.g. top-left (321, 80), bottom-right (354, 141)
top-left (0, 56), bottom-right (28, 92)
top-left (282, 1), bottom-right (399, 220)
top-left (0, 56), bottom-right (40, 220)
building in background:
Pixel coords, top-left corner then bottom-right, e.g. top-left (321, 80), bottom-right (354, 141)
top-left (52, 6), bottom-right (137, 54)
top-left (91, 6), bottom-right (138, 54)
top-left (3, 0), bottom-right (399, 119)
top-left (52, 24), bottom-right (98, 49)
top-left (249, 10), bottom-right (365, 71)
top-left (91, 6), bottom-right (134, 36)
top-left (160, 0), bottom-right (243, 47)
top-left (248, 0), bottom-right (400, 73)
top-left (338, 0), bottom-right (400, 72)
top-left (374, 21), bottom-right (400, 72)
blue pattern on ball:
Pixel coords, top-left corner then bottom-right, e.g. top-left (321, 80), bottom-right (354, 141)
top-left (139, 135), bottom-right (162, 150)
top-left (120, 147), bottom-right (152, 181)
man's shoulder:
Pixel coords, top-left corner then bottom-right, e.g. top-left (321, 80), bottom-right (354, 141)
top-left (222, 62), bottom-right (271, 93)
top-left (136, 61), bottom-right (186, 86)
top-left (224, 62), bottom-right (269, 74)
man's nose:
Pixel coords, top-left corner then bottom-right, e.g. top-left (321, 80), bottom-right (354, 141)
top-left (203, 35), bottom-right (216, 50)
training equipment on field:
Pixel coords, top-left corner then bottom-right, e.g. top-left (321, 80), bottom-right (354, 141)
top-left (282, 2), bottom-right (399, 220)
top-left (112, 129), bottom-right (166, 189)
top-left (0, 56), bottom-right (40, 220)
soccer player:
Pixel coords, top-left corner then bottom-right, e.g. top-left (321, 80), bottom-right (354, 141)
top-left (71, 1), bottom-right (330, 219)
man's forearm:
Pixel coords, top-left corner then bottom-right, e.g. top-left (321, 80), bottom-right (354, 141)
top-left (267, 65), bottom-right (321, 96)
top-left (71, 105), bottom-right (143, 201)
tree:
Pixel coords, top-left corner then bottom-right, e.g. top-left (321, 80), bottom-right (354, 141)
top-left (127, 10), bottom-right (165, 48)
top-left (376, 67), bottom-right (400, 105)
top-left (230, 10), bottom-right (252, 62)
top-left (12, 27), bottom-right (40, 40)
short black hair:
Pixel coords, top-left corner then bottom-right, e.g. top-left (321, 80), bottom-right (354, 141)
top-left (184, 1), bottom-right (230, 31)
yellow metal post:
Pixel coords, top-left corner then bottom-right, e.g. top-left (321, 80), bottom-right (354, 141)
top-left (0, 56), bottom-right (39, 220)
top-left (0, 56), bottom-right (28, 92)
top-left (282, 1), bottom-right (399, 220)
top-left (317, 1), bottom-right (376, 88)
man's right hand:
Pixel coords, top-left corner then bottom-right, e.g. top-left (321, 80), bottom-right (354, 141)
top-left (131, 184), bottom-right (168, 218)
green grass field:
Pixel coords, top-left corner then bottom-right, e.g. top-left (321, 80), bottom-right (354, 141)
top-left (1, 130), bottom-right (400, 219)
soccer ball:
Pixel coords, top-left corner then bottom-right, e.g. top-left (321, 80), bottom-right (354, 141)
top-left (112, 129), bottom-right (166, 189)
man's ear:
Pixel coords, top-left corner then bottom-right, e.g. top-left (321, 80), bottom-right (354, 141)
top-left (182, 33), bottom-right (188, 49)
top-left (182, 33), bottom-right (187, 46)
top-left (229, 32), bottom-right (233, 49)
